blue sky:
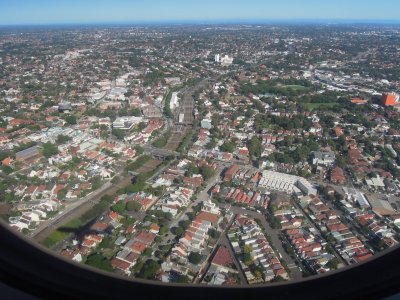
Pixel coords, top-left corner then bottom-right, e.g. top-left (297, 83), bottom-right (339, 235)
top-left (1, 0), bottom-right (400, 25)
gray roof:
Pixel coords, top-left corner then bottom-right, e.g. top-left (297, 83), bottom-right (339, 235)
top-left (16, 146), bottom-right (39, 159)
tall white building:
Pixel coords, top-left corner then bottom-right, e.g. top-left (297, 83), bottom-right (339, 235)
top-left (214, 54), bottom-right (220, 63)
top-left (220, 55), bottom-right (233, 66)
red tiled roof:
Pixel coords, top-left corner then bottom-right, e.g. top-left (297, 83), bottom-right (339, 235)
top-left (111, 258), bottom-right (131, 270)
top-left (212, 246), bottom-right (234, 267)
top-left (150, 223), bottom-right (160, 232)
top-left (91, 222), bottom-right (109, 232)
top-left (135, 231), bottom-right (156, 246)
top-left (355, 253), bottom-right (373, 262)
top-left (130, 241), bottom-right (147, 254)
top-left (195, 211), bottom-right (219, 225)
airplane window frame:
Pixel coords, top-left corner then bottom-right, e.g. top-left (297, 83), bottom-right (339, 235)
top-left (1, 221), bottom-right (399, 300)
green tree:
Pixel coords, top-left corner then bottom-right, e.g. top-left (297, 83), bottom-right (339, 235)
top-left (112, 128), bottom-right (126, 140)
top-left (1, 165), bottom-right (13, 174)
top-left (176, 275), bottom-right (191, 283)
top-left (188, 252), bottom-right (203, 264)
top-left (326, 257), bottom-right (340, 270)
top-left (90, 176), bottom-right (102, 190)
top-left (159, 225), bottom-right (168, 235)
top-left (174, 226), bottom-right (184, 237)
top-left (247, 136), bottom-right (262, 158)
top-left (220, 141), bottom-right (235, 153)
top-left (4, 192), bottom-right (15, 203)
top-left (65, 115), bottom-right (77, 125)
top-left (142, 247), bottom-right (153, 257)
top-left (99, 236), bottom-right (114, 249)
top-left (85, 254), bottom-right (112, 272)
top-left (126, 201), bottom-right (141, 212)
top-left (135, 145), bottom-right (144, 155)
top-left (56, 134), bottom-right (71, 145)
top-left (208, 228), bottom-right (219, 239)
top-left (42, 142), bottom-right (59, 158)
top-left (200, 166), bottom-right (215, 181)
top-left (179, 220), bottom-right (191, 230)
top-left (111, 201), bottom-right (125, 214)
top-left (138, 259), bottom-right (160, 279)
top-left (57, 188), bottom-right (67, 200)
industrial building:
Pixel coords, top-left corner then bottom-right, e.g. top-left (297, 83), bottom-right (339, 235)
top-left (15, 145), bottom-right (40, 162)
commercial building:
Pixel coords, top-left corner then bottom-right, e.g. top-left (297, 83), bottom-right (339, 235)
top-left (170, 92), bottom-right (179, 111)
top-left (16, 146), bottom-right (40, 162)
top-left (58, 102), bottom-right (72, 113)
top-left (312, 151), bottom-right (336, 166)
top-left (381, 92), bottom-right (399, 107)
top-left (112, 116), bottom-right (143, 130)
top-left (258, 170), bottom-right (317, 196)
top-left (201, 118), bottom-right (212, 129)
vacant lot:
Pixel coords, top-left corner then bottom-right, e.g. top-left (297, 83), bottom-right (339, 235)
top-left (164, 128), bottom-right (187, 151)
top-left (135, 158), bottom-right (163, 174)
top-left (304, 102), bottom-right (339, 111)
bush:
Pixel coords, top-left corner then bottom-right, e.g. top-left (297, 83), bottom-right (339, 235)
top-left (64, 115), bottom-right (77, 125)
top-left (138, 259), bottom-right (160, 279)
top-left (152, 129), bottom-right (171, 148)
top-left (126, 201), bottom-right (141, 212)
top-left (41, 218), bottom-right (82, 248)
top-left (80, 195), bottom-right (113, 223)
top-left (111, 201), bottom-right (125, 214)
top-left (42, 142), bottom-right (59, 158)
top-left (188, 252), bottom-right (203, 264)
top-left (176, 275), bottom-right (191, 283)
top-left (85, 254), bottom-right (112, 272)
top-left (125, 155), bottom-right (151, 172)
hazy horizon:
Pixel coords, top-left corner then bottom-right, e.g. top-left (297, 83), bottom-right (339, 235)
top-left (1, 18), bottom-right (400, 28)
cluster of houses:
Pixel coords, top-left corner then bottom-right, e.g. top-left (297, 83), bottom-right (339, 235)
top-left (115, 192), bottom-right (159, 212)
top-left (60, 207), bottom-right (162, 276)
top-left (61, 210), bottom-right (123, 263)
top-left (355, 213), bottom-right (398, 250)
top-left (228, 214), bottom-right (289, 283)
top-left (9, 200), bottom-right (59, 232)
top-left (270, 198), bottom-right (306, 230)
top-left (298, 194), bottom-right (372, 264)
top-left (158, 187), bottom-right (194, 217)
top-left (284, 228), bottom-right (335, 274)
top-left (112, 228), bottom-right (158, 275)
top-left (1, 119), bottom-right (145, 232)
top-left (161, 201), bottom-right (221, 281)
top-left (211, 185), bottom-right (270, 209)
top-left (124, 118), bottom-right (164, 144)
top-left (202, 245), bottom-right (240, 285)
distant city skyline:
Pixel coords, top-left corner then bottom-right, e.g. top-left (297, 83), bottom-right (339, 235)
top-left (1, 0), bottom-right (400, 26)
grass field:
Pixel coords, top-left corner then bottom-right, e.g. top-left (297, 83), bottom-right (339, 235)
top-left (282, 85), bottom-right (310, 92)
top-left (304, 102), bottom-right (339, 111)
top-left (41, 218), bottom-right (83, 248)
